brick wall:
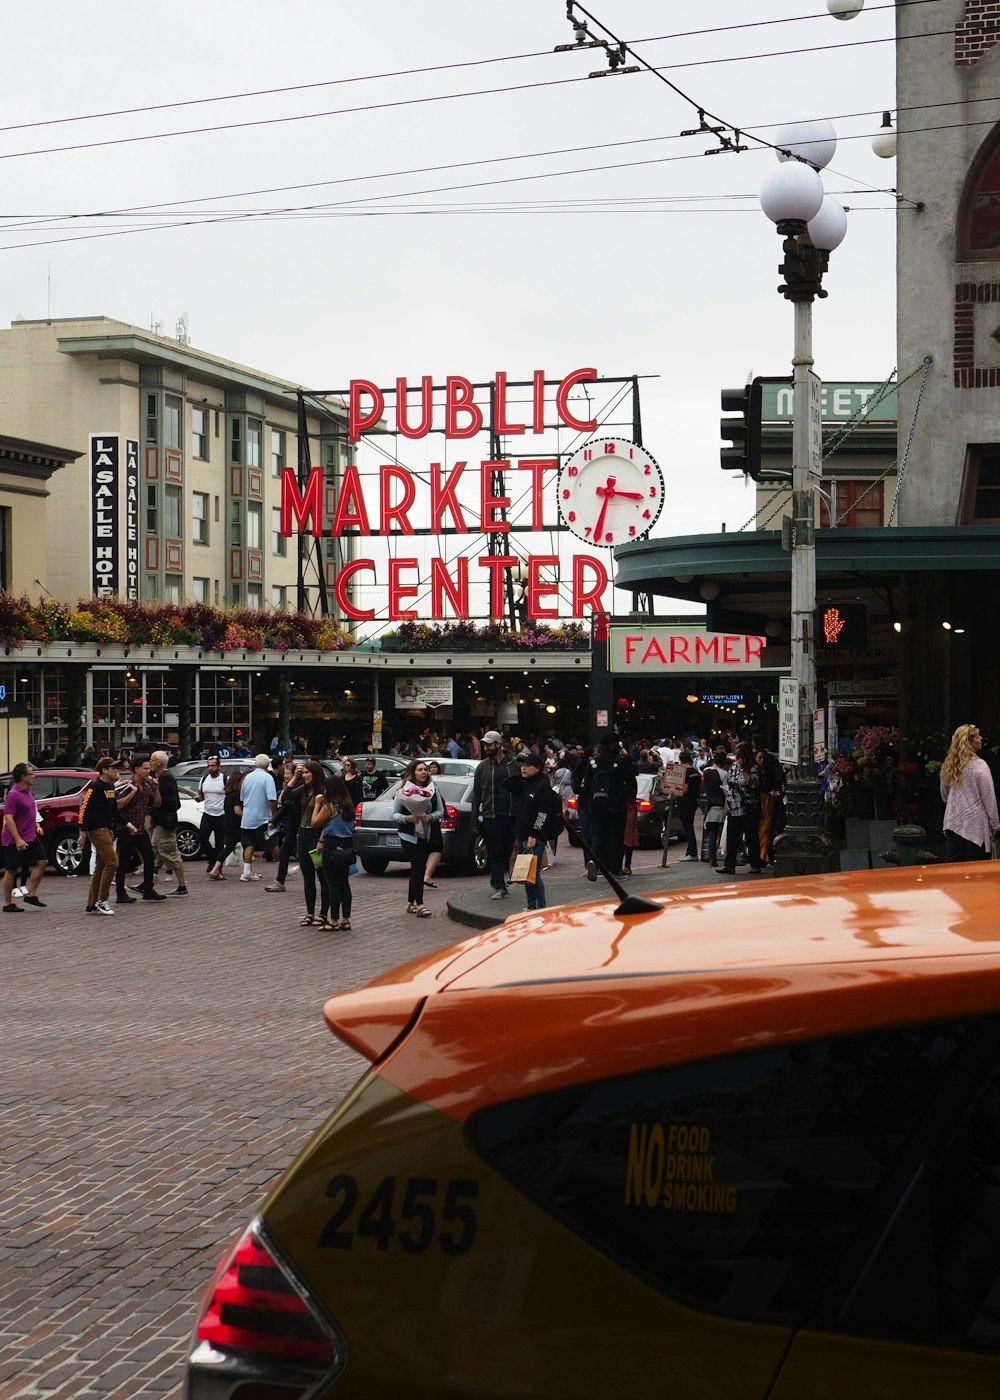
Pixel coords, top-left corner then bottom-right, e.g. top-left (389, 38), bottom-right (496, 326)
top-left (956, 1), bottom-right (1000, 66)
top-left (954, 281), bottom-right (1000, 383)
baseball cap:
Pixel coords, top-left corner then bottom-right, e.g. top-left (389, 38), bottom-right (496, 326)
top-left (482, 730), bottom-right (503, 744)
top-left (254, 753), bottom-right (272, 768)
top-left (516, 751), bottom-right (541, 767)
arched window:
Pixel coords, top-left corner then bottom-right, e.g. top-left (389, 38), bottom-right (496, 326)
top-left (958, 122), bottom-right (1000, 259)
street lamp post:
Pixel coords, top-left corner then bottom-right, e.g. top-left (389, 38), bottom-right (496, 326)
top-left (760, 123), bottom-right (847, 876)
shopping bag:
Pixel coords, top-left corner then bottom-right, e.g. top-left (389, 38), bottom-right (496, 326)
top-left (510, 853), bottom-right (537, 884)
top-left (225, 842), bottom-right (242, 868)
top-left (308, 847), bottom-right (324, 870)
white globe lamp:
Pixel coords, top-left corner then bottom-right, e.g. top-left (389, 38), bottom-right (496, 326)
top-left (807, 196), bottom-right (848, 252)
top-left (774, 119), bottom-right (837, 171)
top-left (827, 0), bottom-right (864, 17)
top-left (760, 162), bottom-right (825, 232)
top-left (871, 112), bottom-right (897, 159)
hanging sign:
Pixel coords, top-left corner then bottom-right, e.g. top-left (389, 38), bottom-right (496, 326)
top-left (90, 434), bottom-right (120, 598)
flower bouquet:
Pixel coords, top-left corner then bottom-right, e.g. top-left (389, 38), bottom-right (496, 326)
top-left (399, 781), bottom-right (435, 831)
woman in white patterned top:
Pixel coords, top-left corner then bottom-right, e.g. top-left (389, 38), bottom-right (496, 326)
top-left (940, 723), bottom-right (999, 863)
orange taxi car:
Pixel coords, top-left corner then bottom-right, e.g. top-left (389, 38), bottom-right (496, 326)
top-left (184, 863), bottom-right (1000, 1398)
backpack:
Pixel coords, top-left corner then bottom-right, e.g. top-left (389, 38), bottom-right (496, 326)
top-left (542, 789), bottom-right (564, 842)
top-left (588, 759), bottom-right (618, 815)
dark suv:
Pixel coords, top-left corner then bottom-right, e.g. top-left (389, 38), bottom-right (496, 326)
top-left (0, 768), bottom-right (95, 875)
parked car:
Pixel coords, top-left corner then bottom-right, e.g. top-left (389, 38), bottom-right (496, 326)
top-left (172, 757), bottom-right (260, 786)
top-left (184, 861), bottom-right (1000, 1399)
top-left (353, 774), bottom-right (486, 875)
top-left (564, 770), bottom-right (683, 847)
top-left (0, 767), bottom-right (95, 875)
top-left (332, 754), bottom-right (407, 779)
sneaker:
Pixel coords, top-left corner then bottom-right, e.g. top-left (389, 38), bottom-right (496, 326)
top-left (3, 903), bottom-right (23, 913)
top-left (681, 854), bottom-right (699, 862)
top-left (93, 901), bottom-right (115, 916)
top-left (167, 886), bottom-right (189, 896)
top-left (239, 872), bottom-right (261, 882)
top-left (489, 889), bottom-right (509, 900)
top-left (286, 863), bottom-right (300, 876)
top-left (142, 890), bottom-right (167, 901)
top-left (585, 861), bottom-right (598, 882)
top-left (115, 894), bottom-right (137, 904)
top-left (264, 881), bottom-right (286, 892)
top-left (23, 895), bottom-right (46, 908)
top-left (11, 886), bottom-right (25, 899)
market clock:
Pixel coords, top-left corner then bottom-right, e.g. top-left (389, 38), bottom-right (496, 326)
top-left (558, 438), bottom-right (664, 547)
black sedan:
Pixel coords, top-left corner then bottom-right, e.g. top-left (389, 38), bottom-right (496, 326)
top-left (353, 774), bottom-right (487, 876)
top-left (563, 770), bottom-right (684, 847)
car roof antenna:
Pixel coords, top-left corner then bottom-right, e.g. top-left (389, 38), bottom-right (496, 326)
top-left (578, 839), bottom-right (662, 916)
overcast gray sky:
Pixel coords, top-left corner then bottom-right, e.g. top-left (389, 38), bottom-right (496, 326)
top-left (0, 1), bottom-right (900, 618)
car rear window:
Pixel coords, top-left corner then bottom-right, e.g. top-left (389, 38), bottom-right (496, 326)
top-left (471, 1020), bottom-right (991, 1329)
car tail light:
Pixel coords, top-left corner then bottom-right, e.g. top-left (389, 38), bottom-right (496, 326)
top-left (186, 1218), bottom-right (347, 1400)
top-left (565, 795), bottom-right (578, 812)
top-left (354, 802), bottom-right (364, 822)
top-left (637, 798), bottom-right (653, 813)
top-left (439, 803), bottom-right (459, 831)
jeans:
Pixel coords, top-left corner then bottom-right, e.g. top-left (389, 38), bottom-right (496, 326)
top-left (678, 802), bottom-right (698, 858)
top-left (199, 812), bottom-right (225, 867)
top-left (117, 828), bottom-right (154, 896)
top-left (276, 827), bottom-right (298, 883)
top-left (721, 812), bottom-right (762, 872)
top-left (405, 838), bottom-right (430, 905)
top-left (705, 820), bottom-right (723, 864)
top-left (482, 815), bottom-right (515, 891)
top-left (516, 837), bottom-right (545, 910)
top-left (322, 843), bottom-right (354, 919)
top-left (944, 829), bottom-right (989, 862)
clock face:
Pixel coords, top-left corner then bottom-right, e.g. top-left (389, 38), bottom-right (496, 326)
top-left (557, 438), bottom-right (664, 547)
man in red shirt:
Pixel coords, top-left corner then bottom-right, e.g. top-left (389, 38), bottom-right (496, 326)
top-left (2, 763), bottom-right (47, 912)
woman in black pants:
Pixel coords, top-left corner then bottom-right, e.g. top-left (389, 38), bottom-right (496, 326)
top-left (296, 761), bottom-right (333, 928)
top-left (317, 775), bottom-right (356, 931)
top-left (392, 758), bottom-right (444, 918)
top-left (208, 769), bottom-right (247, 879)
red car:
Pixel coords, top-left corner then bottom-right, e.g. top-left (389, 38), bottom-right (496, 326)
top-left (0, 767), bottom-right (95, 875)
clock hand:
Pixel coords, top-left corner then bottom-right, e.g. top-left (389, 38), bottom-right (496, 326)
top-left (608, 489), bottom-right (643, 500)
top-left (593, 490), bottom-right (611, 542)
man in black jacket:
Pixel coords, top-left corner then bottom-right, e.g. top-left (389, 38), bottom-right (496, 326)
top-left (503, 751), bottom-right (556, 912)
top-left (470, 731), bottom-right (519, 901)
top-left (78, 756), bottom-right (128, 915)
top-left (580, 731), bottom-right (636, 880)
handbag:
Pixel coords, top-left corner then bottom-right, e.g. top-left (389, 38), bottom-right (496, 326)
top-left (510, 852), bottom-right (537, 884)
top-left (308, 846), bottom-right (324, 870)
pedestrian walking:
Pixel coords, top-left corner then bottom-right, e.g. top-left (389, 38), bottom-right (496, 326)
top-left (2, 763), bottom-right (48, 913)
top-left (580, 732), bottom-right (636, 880)
top-left (114, 753), bottom-right (166, 904)
top-left (470, 731), bottom-right (518, 901)
top-left (317, 775), bottom-right (356, 931)
top-left (753, 734), bottom-right (785, 866)
top-left (393, 758), bottom-right (445, 918)
top-left (147, 750), bottom-right (189, 897)
top-left (296, 761), bottom-right (332, 928)
top-left (265, 760), bottom-right (304, 892)
top-left (207, 769), bottom-right (247, 879)
top-left (940, 723), bottom-right (999, 862)
top-left (676, 750), bottom-right (703, 862)
top-left (78, 755), bottom-right (127, 915)
top-left (701, 748), bottom-right (728, 867)
top-left (719, 742), bottom-right (763, 876)
top-left (504, 751), bottom-right (556, 911)
top-left (195, 755), bottom-right (226, 872)
top-left (237, 755), bottom-right (278, 882)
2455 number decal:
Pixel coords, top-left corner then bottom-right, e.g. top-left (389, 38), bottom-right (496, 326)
top-left (317, 1175), bottom-right (478, 1256)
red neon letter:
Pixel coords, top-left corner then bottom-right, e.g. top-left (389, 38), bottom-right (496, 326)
top-left (694, 635), bottom-right (720, 665)
top-left (624, 633), bottom-right (643, 665)
top-left (641, 637), bottom-right (667, 665)
top-left (517, 459), bottom-right (558, 530)
top-left (349, 379), bottom-right (384, 442)
top-left (526, 555), bottom-right (560, 620)
top-left (395, 375), bottom-right (433, 439)
top-left (430, 556), bottom-right (470, 619)
top-left (430, 461), bottom-right (467, 532)
top-left (746, 634), bottom-right (765, 664)
top-left (330, 464), bottom-right (372, 535)
top-left (670, 635), bottom-right (691, 664)
top-left (480, 460), bottom-right (511, 533)
top-left (494, 371), bottom-right (525, 435)
top-left (379, 465), bottom-right (416, 534)
top-left (478, 554), bottom-right (517, 618)
top-left (571, 553), bottom-right (608, 616)
top-left (533, 369), bottom-right (546, 433)
top-left (333, 559), bottom-right (376, 620)
top-left (279, 466), bottom-right (323, 537)
top-left (555, 367), bottom-right (598, 433)
top-left (445, 376), bottom-right (483, 439)
top-left (388, 558), bottom-right (420, 621)
top-left (723, 634), bottom-right (741, 664)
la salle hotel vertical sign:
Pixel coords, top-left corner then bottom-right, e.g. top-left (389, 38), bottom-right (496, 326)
top-left (90, 434), bottom-right (139, 599)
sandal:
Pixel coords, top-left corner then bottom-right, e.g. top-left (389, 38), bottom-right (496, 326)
top-left (209, 871), bottom-right (226, 881)
top-left (412, 905), bottom-right (432, 918)
top-left (423, 879), bottom-right (437, 888)
top-left (300, 915), bottom-right (318, 927)
top-left (337, 919), bottom-right (351, 932)
top-left (406, 903), bottom-right (416, 914)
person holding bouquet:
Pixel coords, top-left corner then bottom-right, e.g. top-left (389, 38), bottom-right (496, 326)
top-left (392, 758), bottom-right (444, 917)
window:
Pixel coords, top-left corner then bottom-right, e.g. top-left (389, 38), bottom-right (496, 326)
top-left (192, 407), bottom-right (208, 460)
top-left (958, 126), bottom-right (1000, 259)
top-left (271, 429), bottom-right (285, 477)
top-left (472, 1021), bottom-right (978, 1328)
top-left (247, 583), bottom-right (263, 610)
top-left (146, 484), bottom-right (158, 533)
top-left (145, 393), bottom-right (158, 443)
top-left (230, 584), bottom-right (241, 606)
top-left (230, 417), bottom-right (242, 464)
top-left (247, 502), bottom-right (262, 550)
top-left (192, 492), bottom-right (209, 544)
top-left (230, 500), bottom-right (242, 547)
top-left (164, 576), bottom-right (182, 604)
top-left (962, 449), bottom-right (1000, 522)
top-left (271, 585), bottom-right (287, 610)
top-left (819, 479), bottom-right (884, 528)
top-left (164, 394), bottom-right (182, 450)
top-left (192, 577), bottom-right (209, 603)
top-left (247, 418), bottom-right (262, 469)
top-left (271, 507), bottom-right (286, 557)
top-left (164, 485), bottom-right (182, 538)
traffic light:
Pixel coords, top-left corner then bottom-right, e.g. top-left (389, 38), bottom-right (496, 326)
top-left (816, 602), bottom-right (870, 648)
top-left (720, 377), bottom-right (763, 479)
